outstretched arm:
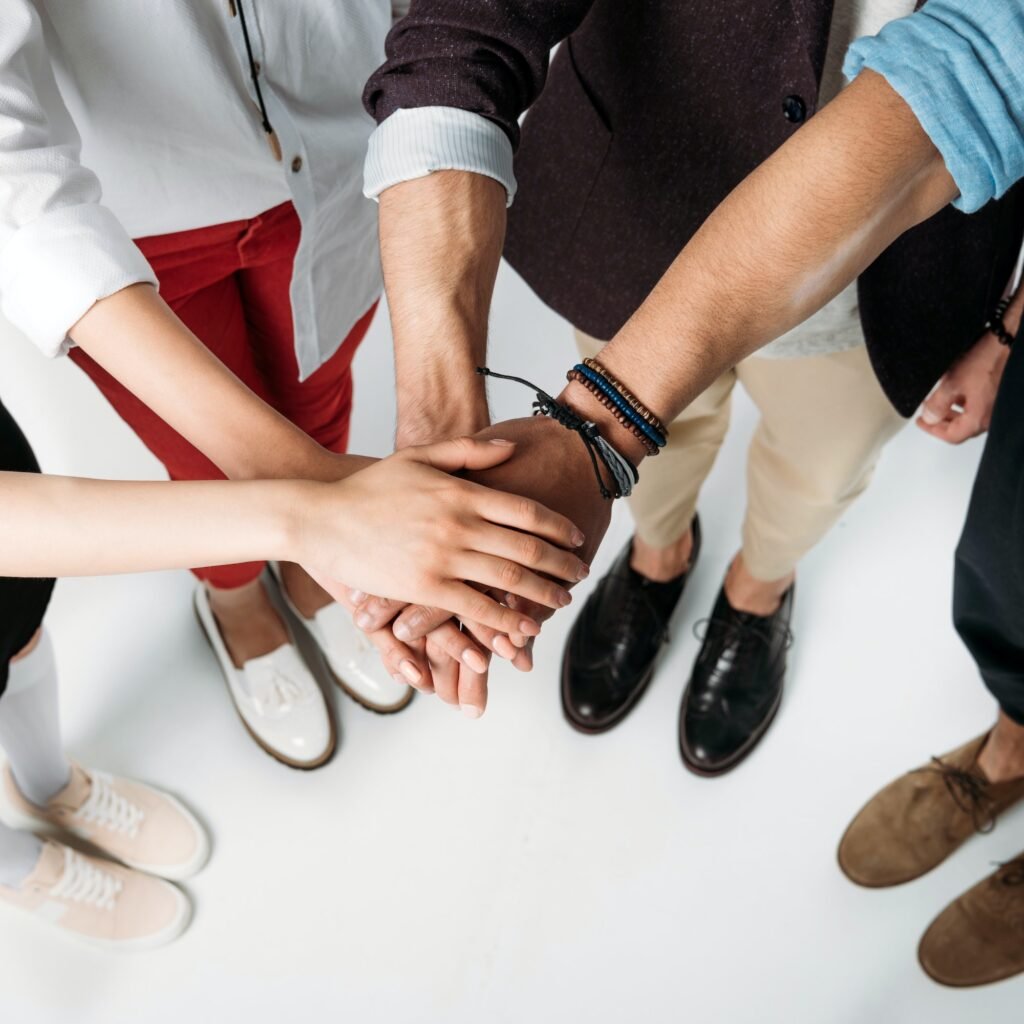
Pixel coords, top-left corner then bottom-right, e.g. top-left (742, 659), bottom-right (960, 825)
top-left (0, 437), bottom-right (586, 634)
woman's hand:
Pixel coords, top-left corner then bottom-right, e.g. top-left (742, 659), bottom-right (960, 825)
top-left (289, 436), bottom-right (589, 638)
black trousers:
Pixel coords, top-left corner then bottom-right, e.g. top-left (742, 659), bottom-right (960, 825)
top-left (954, 333), bottom-right (1024, 723)
top-left (0, 399), bottom-right (54, 697)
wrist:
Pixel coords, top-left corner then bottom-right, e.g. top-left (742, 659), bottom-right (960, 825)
top-left (396, 367), bottom-right (490, 446)
top-left (297, 445), bottom-right (375, 484)
top-left (273, 479), bottom-right (338, 565)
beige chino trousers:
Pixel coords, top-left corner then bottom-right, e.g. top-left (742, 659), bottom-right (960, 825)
top-left (575, 331), bottom-right (906, 582)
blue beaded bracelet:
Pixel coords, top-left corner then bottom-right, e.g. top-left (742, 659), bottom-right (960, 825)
top-left (573, 364), bottom-right (667, 448)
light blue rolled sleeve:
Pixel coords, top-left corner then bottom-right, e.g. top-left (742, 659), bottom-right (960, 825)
top-left (363, 106), bottom-right (517, 206)
top-left (844, 0), bottom-right (1024, 213)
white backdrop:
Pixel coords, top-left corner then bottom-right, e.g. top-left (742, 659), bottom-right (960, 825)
top-left (0, 258), bottom-right (1017, 1022)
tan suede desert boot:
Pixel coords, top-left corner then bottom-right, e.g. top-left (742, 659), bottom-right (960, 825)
top-left (918, 852), bottom-right (1024, 987)
top-left (838, 732), bottom-right (1024, 887)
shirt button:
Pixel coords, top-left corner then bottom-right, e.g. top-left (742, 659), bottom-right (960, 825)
top-left (291, 156), bottom-right (303, 173)
top-left (782, 95), bottom-right (807, 124)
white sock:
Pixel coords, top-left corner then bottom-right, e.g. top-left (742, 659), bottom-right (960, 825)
top-left (0, 629), bottom-right (71, 806)
top-left (0, 821), bottom-right (42, 889)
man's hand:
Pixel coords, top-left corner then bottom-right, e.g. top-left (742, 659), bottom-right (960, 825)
top-left (918, 288), bottom-right (1022, 444)
top-left (374, 414), bottom-right (618, 713)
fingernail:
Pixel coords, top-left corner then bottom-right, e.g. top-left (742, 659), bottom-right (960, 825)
top-left (556, 590), bottom-right (572, 607)
top-left (505, 594), bottom-right (518, 609)
top-left (571, 529), bottom-right (586, 547)
top-left (399, 659), bottom-right (422, 684)
top-left (493, 636), bottom-right (517, 659)
top-left (519, 619), bottom-right (541, 636)
top-left (462, 649), bottom-right (488, 674)
top-left (461, 704), bottom-right (483, 719)
top-left (920, 408), bottom-right (942, 425)
top-left (489, 438), bottom-right (515, 447)
top-left (393, 620), bottom-right (412, 642)
top-left (576, 564), bottom-right (590, 581)
top-left (349, 590), bottom-right (367, 605)
top-left (355, 612), bottom-right (372, 630)
top-left (510, 634), bottom-right (528, 649)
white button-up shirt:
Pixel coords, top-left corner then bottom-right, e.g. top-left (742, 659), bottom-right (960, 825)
top-left (2, 1), bottom-right (404, 378)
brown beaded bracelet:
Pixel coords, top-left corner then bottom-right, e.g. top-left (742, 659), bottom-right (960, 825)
top-left (567, 369), bottom-right (660, 456)
top-left (582, 357), bottom-right (667, 436)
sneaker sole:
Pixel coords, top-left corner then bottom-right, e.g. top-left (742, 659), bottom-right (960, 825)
top-left (0, 784), bottom-right (210, 883)
top-left (0, 881), bottom-right (191, 952)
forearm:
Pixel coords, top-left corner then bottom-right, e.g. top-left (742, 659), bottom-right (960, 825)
top-left (0, 473), bottom-right (311, 577)
top-left (572, 71), bottom-right (956, 433)
top-left (379, 171), bottom-right (505, 443)
top-left (68, 284), bottom-right (368, 482)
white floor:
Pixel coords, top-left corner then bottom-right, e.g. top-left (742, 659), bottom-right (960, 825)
top-left (0, 261), bottom-right (1019, 1024)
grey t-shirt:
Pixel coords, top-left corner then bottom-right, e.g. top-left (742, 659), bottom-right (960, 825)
top-left (759, 0), bottom-right (916, 359)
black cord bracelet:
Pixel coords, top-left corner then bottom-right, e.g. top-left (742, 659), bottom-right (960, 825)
top-left (476, 367), bottom-right (639, 501)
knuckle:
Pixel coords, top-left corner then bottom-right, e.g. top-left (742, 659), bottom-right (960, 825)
top-left (498, 560), bottom-right (523, 587)
top-left (516, 497), bottom-right (539, 525)
top-left (517, 535), bottom-right (544, 565)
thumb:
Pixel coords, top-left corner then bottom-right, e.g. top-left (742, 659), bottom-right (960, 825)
top-left (409, 435), bottom-right (517, 473)
top-left (919, 377), bottom-right (961, 427)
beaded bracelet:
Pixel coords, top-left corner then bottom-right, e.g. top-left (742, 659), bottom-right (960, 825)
top-left (985, 297), bottom-right (1016, 347)
top-left (571, 364), bottom-right (667, 450)
top-left (476, 367), bottom-right (639, 500)
top-left (567, 369), bottom-right (660, 456)
top-left (581, 357), bottom-right (667, 436)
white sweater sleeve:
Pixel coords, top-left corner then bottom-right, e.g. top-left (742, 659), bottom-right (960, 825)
top-left (0, 2), bottom-right (156, 357)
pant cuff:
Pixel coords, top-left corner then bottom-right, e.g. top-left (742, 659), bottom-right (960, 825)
top-left (192, 561), bottom-right (267, 590)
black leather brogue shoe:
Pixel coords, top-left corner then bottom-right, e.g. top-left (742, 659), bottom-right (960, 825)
top-left (679, 583), bottom-right (794, 776)
top-left (561, 517), bottom-right (702, 734)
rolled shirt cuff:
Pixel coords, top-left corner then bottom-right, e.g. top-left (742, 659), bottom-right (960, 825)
top-left (844, 4), bottom-right (1024, 214)
top-left (0, 202), bottom-right (157, 357)
top-left (364, 106), bottom-right (517, 207)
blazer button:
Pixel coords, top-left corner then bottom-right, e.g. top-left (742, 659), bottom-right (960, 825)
top-left (291, 155), bottom-right (303, 173)
top-left (782, 94), bottom-right (807, 124)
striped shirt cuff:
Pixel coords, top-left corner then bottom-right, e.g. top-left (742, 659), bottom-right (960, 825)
top-left (364, 107), bottom-right (517, 207)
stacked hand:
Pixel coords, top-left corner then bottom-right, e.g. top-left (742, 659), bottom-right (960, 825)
top-left (349, 415), bottom-right (615, 717)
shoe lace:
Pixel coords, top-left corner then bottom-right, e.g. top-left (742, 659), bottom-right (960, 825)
top-left (619, 584), bottom-right (671, 646)
top-left (50, 848), bottom-right (123, 910)
top-left (916, 757), bottom-right (995, 834)
top-left (75, 772), bottom-right (145, 837)
top-left (693, 614), bottom-right (793, 677)
top-left (990, 852), bottom-right (1024, 887)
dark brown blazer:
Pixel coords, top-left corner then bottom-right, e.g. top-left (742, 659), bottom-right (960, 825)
top-left (365, 0), bottom-right (1024, 415)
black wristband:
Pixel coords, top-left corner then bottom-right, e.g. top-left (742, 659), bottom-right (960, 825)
top-left (985, 297), bottom-right (1016, 347)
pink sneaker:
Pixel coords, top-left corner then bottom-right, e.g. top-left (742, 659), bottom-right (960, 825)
top-left (0, 763), bottom-right (209, 881)
top-left (0, 840), bottom-right (190, 950)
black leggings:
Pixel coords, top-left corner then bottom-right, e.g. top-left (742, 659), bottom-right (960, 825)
top-left (0, 399), bottom-right (54, 697)
top-left (953, 327), bottom-right (1024, 723)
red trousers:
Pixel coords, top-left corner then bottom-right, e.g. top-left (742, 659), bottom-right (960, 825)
top-left (71, 201), bottom-right (376, 588)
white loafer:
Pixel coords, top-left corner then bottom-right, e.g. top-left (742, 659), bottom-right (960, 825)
top-left (193, 583), bottom-right (336, 769)
top-left (269, 564), bottom-right (413, 714)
